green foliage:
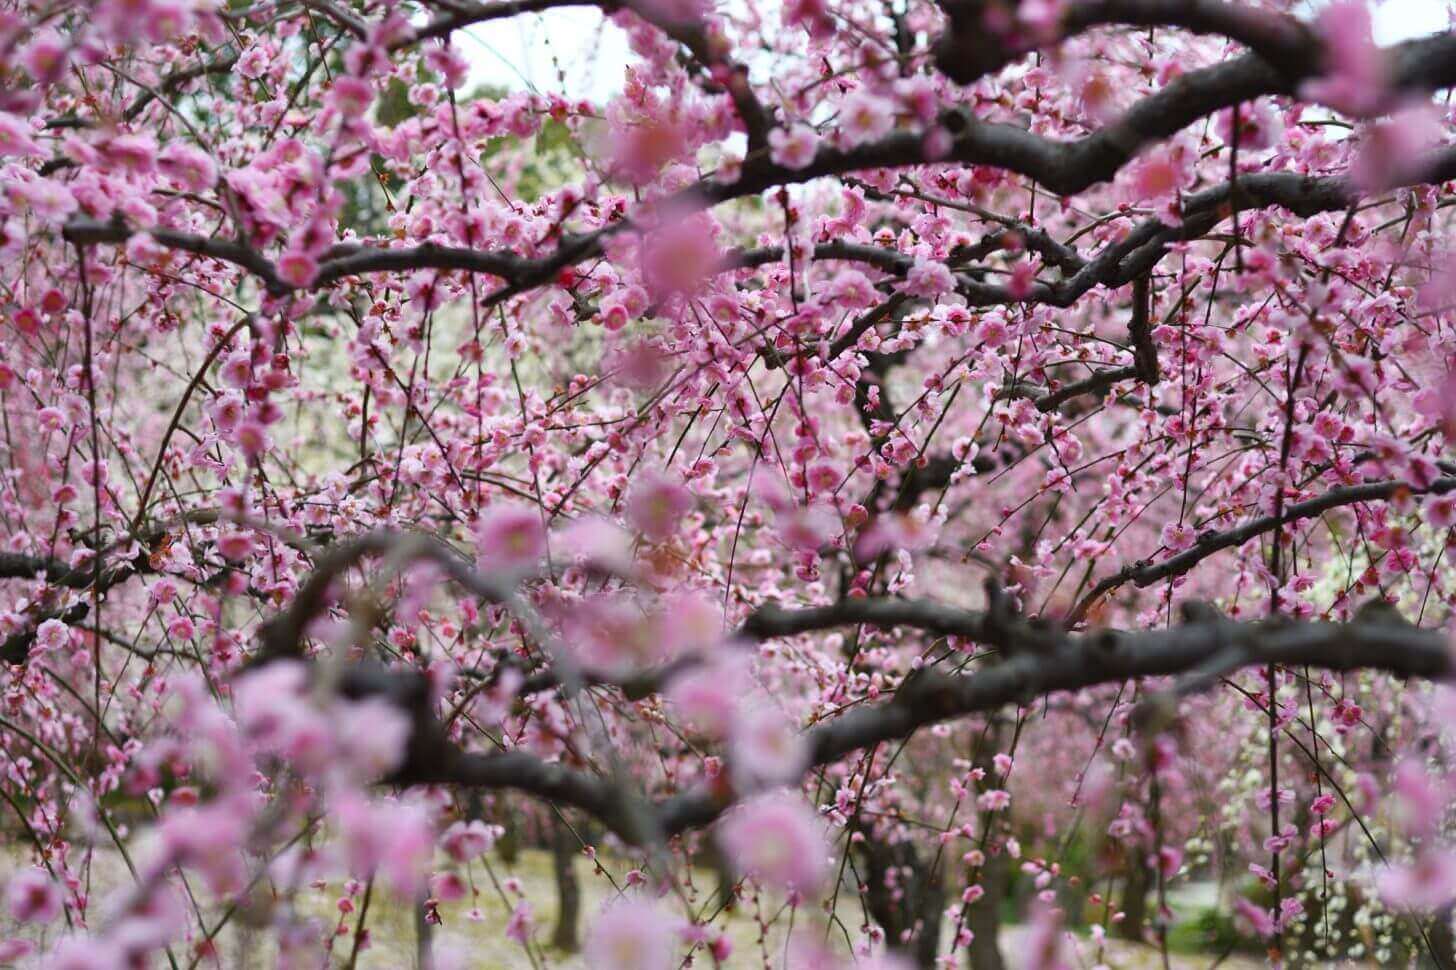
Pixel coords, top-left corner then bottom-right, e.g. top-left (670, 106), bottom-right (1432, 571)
top-left (1166, 907), bottom-right (1247, 956)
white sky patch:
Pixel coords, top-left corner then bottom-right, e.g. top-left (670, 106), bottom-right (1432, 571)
top-left (458, 0), bottom-right (1454, 102)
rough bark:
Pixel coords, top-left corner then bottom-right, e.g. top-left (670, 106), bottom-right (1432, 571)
top-left (550, 818), bottom-right (581, 952)
top-left (859, 833), bottom-right (946, 969)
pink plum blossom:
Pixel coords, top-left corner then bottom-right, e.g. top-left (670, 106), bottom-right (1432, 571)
top-left (717, 791), bottom-right (829, 893)
top-left (583, 895), bottom-right (677, 970)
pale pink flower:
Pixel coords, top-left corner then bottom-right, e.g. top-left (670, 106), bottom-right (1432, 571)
top-left (666, 656), bottom-right (750, 738)
top-left (805, 461), bottom-right (840, 495)
top-left (334, 696), bottom-right (411, 780)
top-left (1379, 850), bottom-right (1456, 910)
top-left (49, 937), bottom-right (124, 970)
top-left (977, 789), bottom-right (1011, 812)
top-left (657, 591), bottom-right (723, 655)
top-left (1006, 259), bottom-right (1038, 300)
top-left (780, 504), bottom-right (837, 552)
top-left (1393, 761), bottom-right (1450, 839)
top-left (626, 472), bottom-right (693, 541)
top-left (154, 799), bottom-right (251, 894)
top-left (216, 529), bottom-right (255, 560)
top-left (102, 133), bottom-right (156, 175)
top-left (854, 513), bottom-right (934, 560)
top-left (430, 871), bottom-right (468, 902)
top-left (768, 125), bottom-right (820, 169)
top-left (610, 119), bottom-right (686, 184)
top-left (730, 703), bottom-right (808, 789)
top-left (336, 793), bottom-right (434, 895)
top-left (717, 791), bottom-right (828, 893)
top-left (1299, 1), bottom-right (1388, 117)
top-left (1352, 103), bottom-right (1445, 193)
top-left (1128, 154), bottom-right (1181, 203)
top-left (6, 869), bottom-right (61, 924)
top-left (1018, 0), bottom-right (1065, 42)
top-left (424, 43), bottom-right (470, 89)
top-left (34, 618), bottom-right (71, 654)
top-left (475, 504), bottom-right (547, 573)
top-left (1023, 901), bottom-right (1071, 970)
top-left (237, 45), bottom-right (271, 79)
top-left (840, 92), bottom-right (895, 146)
top-left (233, 661), bottom-right (333, 772)
top-left (505, 900), bottom-right (535, 945)
top-left (1214, 100), bottom-right (1285, 152)
top-left (904, 261), bottom-right (955, 298)
top-left (583, 895), bottom-right (677, 970)
top-left (0, 939), bottom-right (35, 963)
top-left (440, 820), bottom-right (502, 862)
top-left (1160, 522), bottom-right (1196, 552)
top-left (639, 216), bottom-right (720, 297)
top-left (15, 177), bottom-right (76, 222)
top-left (234, 419), bottom-right (271, 461)
top-left (0, 113), bottom-right (42, 157)
top-left (158, 143), bottom-right (218, 191)
top-left (556, 516), bottom-right (634, 572)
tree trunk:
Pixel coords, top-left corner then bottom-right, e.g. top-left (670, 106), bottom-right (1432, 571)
top-left (550, 819), bottom-right (580, 952)
top-left (964, 846), bottom-right (1009, 970)
top-left (1419, 904), bottom-right (1456, 970)
top-left (1114, 853), bottom-right (1152, 943)
top-left (858, 833), bottom-right (946, 969)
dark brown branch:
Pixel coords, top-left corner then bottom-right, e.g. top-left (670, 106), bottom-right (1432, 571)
top-left (649, 606), bottom-right (1452, 836)
top-left (933, 0), bottom-right (1315, 85)
top-left (57, 124), bottom-right (1456, 323)
top-left (1032, 365), bottom-right (1141, 413)
top-left (229, 534), bottom-right (1456, 846)
top-left (712, 32), bottom-right (1456, 201)
top-left (1069, 474), bottom-right (1456, 625)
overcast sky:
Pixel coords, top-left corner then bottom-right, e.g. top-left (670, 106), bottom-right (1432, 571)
top-left (457, 0), bottom-right (1454, 102)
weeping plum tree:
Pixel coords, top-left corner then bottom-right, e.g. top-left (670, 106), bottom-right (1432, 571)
top-left (5, 0), bottom-right (1456, 967)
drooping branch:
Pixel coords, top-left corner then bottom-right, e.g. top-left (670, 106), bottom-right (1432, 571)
top-left (649, 603), bottom-right (1453, 835)
top-left (58, 127), bottom-right (1456, 327)
top-left (395, 601), bottom-right (1453, 842)
top-left (714, 31), bottom-right (1456, 202)
top-left (1069, 474), bottom-right (1456, 625)
top-left (234, 529), bottom-right (1454, 845)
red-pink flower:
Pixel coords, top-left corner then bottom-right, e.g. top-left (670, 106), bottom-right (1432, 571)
top-left (277, 250), bottom-right (319, 289)
top-left (6, 869), bottom-right (61, 924)
top-left (328, 77), bottom-right (375, 120)
top-left (0, 113), bottom-right (42, 157)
